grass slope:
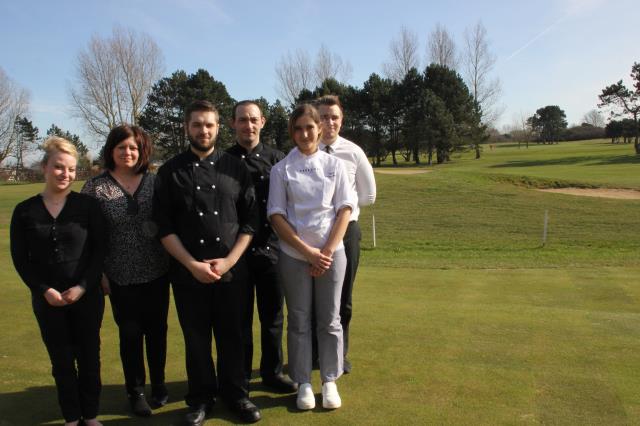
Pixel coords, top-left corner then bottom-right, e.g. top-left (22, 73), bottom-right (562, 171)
top-left (0, 139), bottom-right (639, 424)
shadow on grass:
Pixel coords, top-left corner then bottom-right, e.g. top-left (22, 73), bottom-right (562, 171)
top-left (0, 379), bottom-right (295, 425)
top-left (490, 154), bottom-right (640, 168)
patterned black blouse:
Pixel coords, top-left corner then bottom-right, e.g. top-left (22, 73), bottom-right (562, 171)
top-left (82, 172), bottom-right (170, 286)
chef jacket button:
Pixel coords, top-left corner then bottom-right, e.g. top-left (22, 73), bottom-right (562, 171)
top-left (215, 237), bottom-right (221, 242)
top-left (214, 211), bottom-right (218, 215)
top-left (196, 186), bottom-right (200, 190)
top-left (251, 248), bottom-right (256, 252)
top-left (195, 163), bottom-right (200, 167)
top-left (266, 246), bottom-right (270, 250)
top-left (241, 155), bottom-right (245, 159)
top-left (198, 212), bottom-right (204, 217)
top-left (260, 175), bottom-right (264, 180)
top-left (264, 223), bottom-right (269, 227)
top-left (199, 239), bottom-right (205, 244)
top-left (210, 161), bottom-right (214, 165)
top-left (256, 153), bottom-right (260, 157)
top-left (262, 199), bottom-right (266, 203)
top-left (211, 184), bottom-right (216, 189)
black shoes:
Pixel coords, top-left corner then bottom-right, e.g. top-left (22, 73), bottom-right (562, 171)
top-left (185, 403), bottom-right (212, 426)
top-left (151, 383), bottom-right (169, 407)
top-left (128, 392), bottom-right (152, 417)
top-left (262, 374), bottom-right (298, 393)
top-left (228, 398), bottom-right (261, 423)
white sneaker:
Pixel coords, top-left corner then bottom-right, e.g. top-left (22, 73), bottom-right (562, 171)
top-left (322, 381), bottom-right (341, 409)
top-left (296, 383), bottom-right (315, 410)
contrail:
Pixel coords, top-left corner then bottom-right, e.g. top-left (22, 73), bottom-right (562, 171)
top-left (502, 16), bottom-right (567, 64)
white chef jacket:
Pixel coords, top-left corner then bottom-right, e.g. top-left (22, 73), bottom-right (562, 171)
top-left (267, 147), bottom-right (357, 262)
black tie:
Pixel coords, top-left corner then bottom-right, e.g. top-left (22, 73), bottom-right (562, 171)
top-left (325, 145), bottom-right (332, 154)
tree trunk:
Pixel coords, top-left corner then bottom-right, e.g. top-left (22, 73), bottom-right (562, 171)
top-left (475, 143), bottom-right (481, 159)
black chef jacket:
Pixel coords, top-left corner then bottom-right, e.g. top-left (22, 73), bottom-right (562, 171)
top-left (153, 148), bottom-right (259, 285)
top-left (226, 142), bottom-right (285, 264)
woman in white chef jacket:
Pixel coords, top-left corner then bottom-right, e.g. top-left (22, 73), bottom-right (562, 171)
top-left (267, 103), bottom-right (356, 411)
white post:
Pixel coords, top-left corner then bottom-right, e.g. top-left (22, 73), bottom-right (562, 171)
top-left (372, 214), bottom-right (376, 248)
top-left (542, 209), bottom-right (549, 246)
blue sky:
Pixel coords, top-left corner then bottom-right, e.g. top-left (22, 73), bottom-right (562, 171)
top-left (1, 0), bottom-right (638, 149)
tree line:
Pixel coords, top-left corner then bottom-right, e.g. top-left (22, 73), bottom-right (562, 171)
top-left (2, 25), bottom-right (639, 175)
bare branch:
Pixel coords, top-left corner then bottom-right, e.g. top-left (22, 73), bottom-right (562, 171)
top-left (426, 23), bottom-right (458, 69)
top-left (275, 46), bottom-right (353, 104)
top-left (69, 26), bottom-right (164, 140)
top-left (0, 67), bottom-right (30, 165)
top-left (383, 27), bottom-right (420, 82)
top-left (462, 21), bottom-right (503, 126)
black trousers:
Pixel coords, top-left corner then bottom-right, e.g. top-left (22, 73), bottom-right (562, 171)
top-left (172, 268), bottom-right (248, 406)
top-left (109, 276), bottom-right (170, 395)
top-left (33, 287), bottom-right (104, 422)
top-left (242, 254), bottom-right (285, 380)
top-left (312, 220), bottom-right (361, 361)
top-left (340, 220), bottom-right (361, 359)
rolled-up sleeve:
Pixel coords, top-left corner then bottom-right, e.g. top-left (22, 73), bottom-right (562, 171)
top-left (267, 164), bottom-right (287, 219)
top-left (355, 149), bottom-right (376, 206)
top-left (334, 161), bottom-right (357, 213)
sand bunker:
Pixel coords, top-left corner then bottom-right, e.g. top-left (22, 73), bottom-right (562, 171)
top-left (537, 188), bottom-right (640, 200)
top-left (375, 169), bottom-right (431, 175)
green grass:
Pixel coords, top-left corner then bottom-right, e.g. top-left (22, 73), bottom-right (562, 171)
top-left (1, 139), bottom-right (639, 424)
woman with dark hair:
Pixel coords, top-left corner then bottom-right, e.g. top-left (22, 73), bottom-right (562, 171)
top-left (267, 104), bottom-right (356, 410)
top-left (11, 137), bottom-right (106, 426)
top-left (82, 124), bottom-right (170, 417)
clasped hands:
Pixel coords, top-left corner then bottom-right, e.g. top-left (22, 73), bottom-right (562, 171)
top-left (306, 247), bottom-right (333, 277)
top-left (190, 258), bottom-right (233, 284)
top-left (44, 285), bottom-right (86, 307)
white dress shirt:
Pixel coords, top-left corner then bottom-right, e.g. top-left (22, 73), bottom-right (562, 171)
top-left (319, 136), bottom-right (376, 221)
top-left (267, 147), bottom-right (357, 262)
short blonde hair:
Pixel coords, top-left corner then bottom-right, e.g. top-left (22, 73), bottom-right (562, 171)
top-left (41, 137), bottom-right (78, 166)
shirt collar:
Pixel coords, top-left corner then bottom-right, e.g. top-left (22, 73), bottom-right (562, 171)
top-left (319, 136), bottom-right (342, 152)
top-left (185, 147), bottom-right (221, 163)
top-left (234, 141), bottom-right (264, 155)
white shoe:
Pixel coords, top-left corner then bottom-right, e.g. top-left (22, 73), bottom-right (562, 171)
top-left (322, 381), bottom-right (341, 409)
top-left (296, 383), bottom-right (315, 410)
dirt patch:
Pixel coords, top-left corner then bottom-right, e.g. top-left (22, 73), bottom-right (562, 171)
top-left (375, 169), bottom-right (431, 175)
top-left (537, 187), bottom-right (640, 200)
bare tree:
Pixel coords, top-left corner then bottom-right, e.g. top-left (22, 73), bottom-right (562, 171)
top-left (462, 21), bottom-right (503, 126)
top-left (275, 49), bottom-right (314, 105)
top-left (0, 67), bottom-right (29, 165)
top-left (314, 44), bottom-right (353, 86)
top-left (382, 27), bottom-right (420, 82)
top-left (69, 26), bottom-right (164, 139)
top-left (582, 109), bottom-right (605, 127)
top-left (510, 111), bottom-right (532, 148)
top-left (275, 46), bottom-right (353, 105)
top-left (426, 23), bottom-right (458, 69)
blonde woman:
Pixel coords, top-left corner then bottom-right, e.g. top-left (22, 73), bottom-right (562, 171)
top-left (10, 137), bottom-right (106, 426)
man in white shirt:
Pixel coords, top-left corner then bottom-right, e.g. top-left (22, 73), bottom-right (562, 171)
top-left (315, 95), bottom-right (377, 373)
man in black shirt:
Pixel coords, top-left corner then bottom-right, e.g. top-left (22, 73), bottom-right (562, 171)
top-left (226, 101), bottom-right (296, 393)
top-left (153, 100), bottom-right (261, 424)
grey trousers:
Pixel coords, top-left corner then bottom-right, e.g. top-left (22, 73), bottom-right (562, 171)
top-left (278, 250), bottom-right (345, 383)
